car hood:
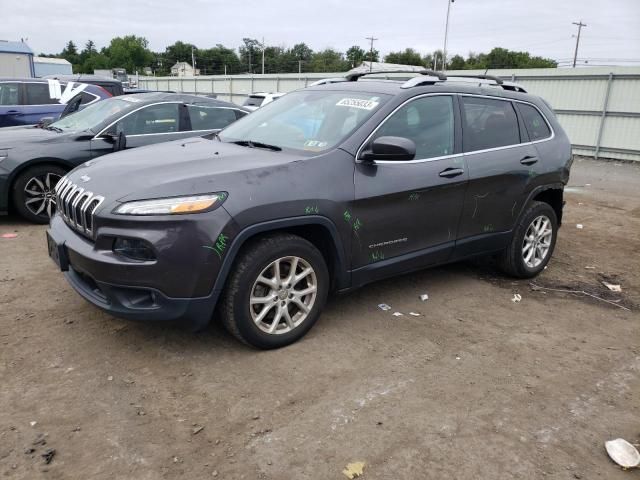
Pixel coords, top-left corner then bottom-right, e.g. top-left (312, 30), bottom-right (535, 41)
top-left (0, 125), bottom-right (73, 149)
top-left (66, 136), bottom-right (305, 205)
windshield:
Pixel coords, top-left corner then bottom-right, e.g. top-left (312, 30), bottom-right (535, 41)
top-left (220, 90), bottom-right (390, 153)
top-left (50, 97), bottom-right (132, 133)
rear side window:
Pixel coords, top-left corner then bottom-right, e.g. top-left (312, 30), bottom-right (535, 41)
top-left (188, 105), bottom-right (238, 130)
top-left (0, 82), bottom-right (19, 105)
top-left (517, 103), bottom-right (551, 141)
top-left (372, 95), bottom-right (455, 159)
top-left (461, 97), bottom-right (520, 151)
top-left (25, 83), bottom-right (58, 105)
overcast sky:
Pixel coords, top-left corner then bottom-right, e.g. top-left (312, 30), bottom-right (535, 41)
top-left (4, 0), bottom-right (639, 66)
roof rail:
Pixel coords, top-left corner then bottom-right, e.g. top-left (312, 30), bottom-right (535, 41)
top-left (448, 74), bottom-right (503, 85)
top-left (345, 69), bottom-right (447, 82)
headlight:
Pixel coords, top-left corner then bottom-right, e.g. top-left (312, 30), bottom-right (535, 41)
top-left (114, 193), bottom-right (227, 215)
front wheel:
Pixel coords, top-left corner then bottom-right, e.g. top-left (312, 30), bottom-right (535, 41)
top-left (12, 165), bottom-right (66, 224)
top-left (498, 201), bottom-right (558, 278)
top-left (219, 233), bottom-right (329, 349)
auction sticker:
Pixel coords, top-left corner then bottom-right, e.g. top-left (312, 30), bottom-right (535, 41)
top-left (336, 98), bottom-right (379, 110)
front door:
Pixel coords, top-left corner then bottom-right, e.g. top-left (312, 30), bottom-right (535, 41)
top-left (90, 102), bottom-right (190, 157)
top-left (351, 94), bottom-right (467, 286)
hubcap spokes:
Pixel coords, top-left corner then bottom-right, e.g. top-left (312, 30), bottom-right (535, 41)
top-left (522, 215), bottom-right (552, 268)
top-left (24, 173), bottom-right (62, 218)
top-left (250, 256), bottom-right (317, 335)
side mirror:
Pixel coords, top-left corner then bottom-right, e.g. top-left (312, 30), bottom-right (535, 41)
top-left (113, 131), bottom-right (127, 152)
top-left (38, 117), bottom-right (54, 127)
top-left (361, 136), bottom-right (416, 162)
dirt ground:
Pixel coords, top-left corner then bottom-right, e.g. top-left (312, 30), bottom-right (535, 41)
top-left (1, 157), bottom-right (639, 479)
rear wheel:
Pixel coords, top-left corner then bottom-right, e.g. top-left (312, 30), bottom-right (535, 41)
top-left (12, 165), bottom-right (66, 224)
top-left (498, 201), bottom-right (558, 278)
top-left (219, 233), bottom-right (329, 349)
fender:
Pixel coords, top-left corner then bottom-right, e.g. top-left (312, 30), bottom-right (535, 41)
top-left (209, 215), bottom-right (350, 303)
top-left (516, 182), bottom-right (565, 225)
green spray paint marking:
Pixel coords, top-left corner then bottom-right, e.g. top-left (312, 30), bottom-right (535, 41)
top-left (304, 205), bottom-right (319, 214)
top-left (408, 193), bottom-right (420, 201)
top-left (343, 210), bottom-right (352, 223)
top-left (353, 218), bottom-right (363, 232)
top-left (483, 224), bottom-right (494, 233)
top-left (203, 233), bottom-right (229, 259)
top-left (370, 250), bottom-right (385, 262)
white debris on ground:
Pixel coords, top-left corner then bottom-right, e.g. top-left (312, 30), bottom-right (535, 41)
top-left (512, 293), bottom-right (522, 303)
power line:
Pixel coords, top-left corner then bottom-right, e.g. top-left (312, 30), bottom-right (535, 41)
top-left (572, 21), bottom-right (587, 68)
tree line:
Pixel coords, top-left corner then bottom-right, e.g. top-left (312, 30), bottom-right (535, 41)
top-left (42, 36), bottom-right (557, 76)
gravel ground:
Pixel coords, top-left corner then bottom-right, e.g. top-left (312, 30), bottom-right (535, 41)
top-left (1, 157), bottom-right (638, 479)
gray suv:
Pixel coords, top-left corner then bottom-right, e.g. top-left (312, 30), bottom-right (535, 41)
top-left (46, 70), bottom-right (572, 349)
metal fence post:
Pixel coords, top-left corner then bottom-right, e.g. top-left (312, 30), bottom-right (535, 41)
top-left (229, 76), bottom-right (233, 103)
top-left (250, 75), bottom-right (254, 95)
top-left (276, 76), bottom-right (280, 92)
top-left (211, 77), bottom-right (214, 96)
top-left (595, 72), bottom-right (614, 160)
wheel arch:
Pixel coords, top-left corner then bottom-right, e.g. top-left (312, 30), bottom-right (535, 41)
top-left (521, 184), bottom-right (565, 226)
top-left (6, 158), bottom-right (74, 211)
top-left (212, 216), bottom-right (350, 299)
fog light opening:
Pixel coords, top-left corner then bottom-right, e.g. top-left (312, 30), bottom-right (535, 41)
top-left (113, 237), bottom-right (156, 262)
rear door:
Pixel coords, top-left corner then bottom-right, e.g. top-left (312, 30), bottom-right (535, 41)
top-left (454, 95), bottom-right (540, 257)
top-left (351, 94), bottom-right (467, 283)
top-left (0, 82), bottom-right (22, 127)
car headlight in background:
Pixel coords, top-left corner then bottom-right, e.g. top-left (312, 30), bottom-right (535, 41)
top-left (114, 193), bottom-right (227, 215)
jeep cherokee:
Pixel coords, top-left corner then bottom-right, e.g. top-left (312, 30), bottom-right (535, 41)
top-left (46, 70), bottom-right (572, 349)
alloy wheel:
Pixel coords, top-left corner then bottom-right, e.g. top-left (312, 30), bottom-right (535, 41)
top-left (250, 256), bottom-right (318, 335)
top-left (23, 172), bottom-right (62, 219)
top-left (522, 214), bottom-right (553, 268)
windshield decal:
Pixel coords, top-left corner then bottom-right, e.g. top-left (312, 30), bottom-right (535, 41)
top-left (336, 98), bottom-right (380, 110)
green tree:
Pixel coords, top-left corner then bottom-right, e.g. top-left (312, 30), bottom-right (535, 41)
top-left (310, 48), bottom-right (349, 72)
top-left (104, 35), bottom-right (154, 73)
top-left (238, 38), bottom-right (262, 73)
top-left (346, 45), bottom-right (366, 68)
top-left (384, 48), bottom-right (423, 66)
top-left (196, 44), bottom-right (241, 75)
top-left (60, 40), bottom-right (81, 71)
top-left (164, 41), bottom-right (196, 66)
top-left (448, 54), bottom-right (466, 70)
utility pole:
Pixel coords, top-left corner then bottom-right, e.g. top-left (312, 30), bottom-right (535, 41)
top-left (261, 37), bottom-right (265, 74)
top-left (191, 46), bottom-right (196, 76)
top-left (248, 48), bottom-right (252, 74)
top-left (572, 21), bottom-right (587, 68)
top-left (298, 60), bottom-right (302, 74)
top-left (442, 0), bottom-right (455, 71)
top-left (365, 36), bottom-right (378, 72)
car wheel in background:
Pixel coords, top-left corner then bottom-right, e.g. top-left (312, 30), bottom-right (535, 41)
top-left (219, 233), bottom-right (329, 349)
top-left (12, 165), bottom-right (66, 224)
top-left (498, 200), bottom-right (558, 278)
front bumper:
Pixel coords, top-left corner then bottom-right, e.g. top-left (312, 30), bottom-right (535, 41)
top-left (47, 211), bottom-right (233, 329)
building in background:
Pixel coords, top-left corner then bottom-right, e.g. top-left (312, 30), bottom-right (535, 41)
top-left (170, 61), bottom-right (199, 77)
top-left (0, 40), bottom-right (35, 77)
top-left (33, 56), bottom-right (72, 77)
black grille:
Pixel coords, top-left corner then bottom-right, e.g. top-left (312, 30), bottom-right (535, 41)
top-left (54, 177), bottom-right (104, 237)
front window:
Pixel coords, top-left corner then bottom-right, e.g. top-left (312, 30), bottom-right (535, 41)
top-left (221, 90), bottom-right (390, 153)
top-left (116, 103), bottom-right (180, 135)
top-left (25, 83), bottom-right (58, 105)
top-left (50, 97), bottom-right (132, 133)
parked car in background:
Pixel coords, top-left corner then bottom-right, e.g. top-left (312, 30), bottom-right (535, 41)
top-left (243, 92), bottom-right (286, 111)
top-left (0, 92), bottom-right (248, 223)
top-left (44, 74), bottom-right (125, 96)
top-left (0, 78), bottom-right (112, 127)
top-left (45, 71), bottom-right (572, 349)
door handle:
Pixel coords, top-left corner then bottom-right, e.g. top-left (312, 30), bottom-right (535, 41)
top-left (520, 155), bottom-right (538, 166)
top-left (439, 167), bottom-right (464, 178)
top-left (6, 110), bottom-right (21, 115)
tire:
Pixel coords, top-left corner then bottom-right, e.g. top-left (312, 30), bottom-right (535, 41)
top-left (219, 233), bottom-right (329, 349)
top-left (12, 164), bottom-right (67, 224)
top-left (498, 201), bottom-right (558, 278)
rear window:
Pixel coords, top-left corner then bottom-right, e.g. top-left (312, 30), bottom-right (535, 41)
top-left (517, 103), bottom-right (551, 141)
top-left (461, 97), bottom-right (520, 151)
top-left (25, 83), bottom-right (58, 105)
top-left (244, 95), bottom-right (265, 107)
top-left (0, 82), bottom-right (19, 105)
top-left (188, 105), bottom-right (238, 130)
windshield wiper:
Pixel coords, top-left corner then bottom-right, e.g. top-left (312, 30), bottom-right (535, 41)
top-left (231, 140), bottom-right (281, 151)
top-left (44, 125), bottom-right (63, 133)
